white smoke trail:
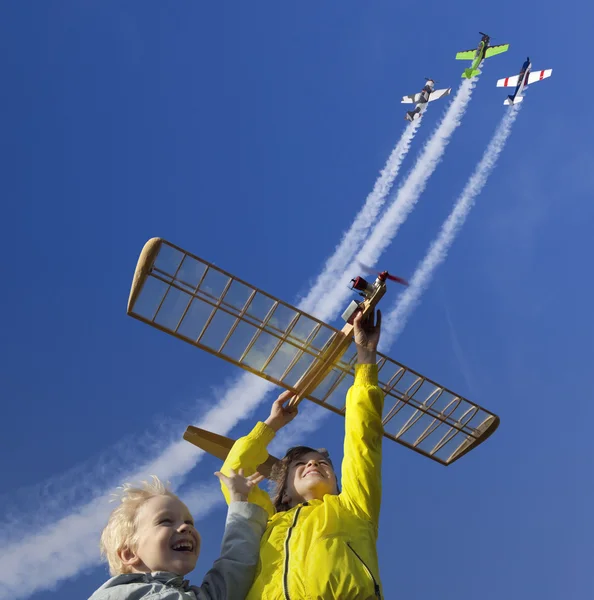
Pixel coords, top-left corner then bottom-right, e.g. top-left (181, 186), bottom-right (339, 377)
top-left (382, 105), bottom-right (522, 347)
top-left (0, 82), bottom-right (476, 600)
top-left (300, 119), bottom-right (421, 314)
top-left (0, 374), bottom-right (271, 599)
top-left (314, 78), bottom-right (477, 320)
top-left (0, 380), bottom-right (331, 599)
top-left (0, 121), bottom-right (423, 599)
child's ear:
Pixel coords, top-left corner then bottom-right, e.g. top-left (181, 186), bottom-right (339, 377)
top-left (118, 544), bottom-right (143, 569)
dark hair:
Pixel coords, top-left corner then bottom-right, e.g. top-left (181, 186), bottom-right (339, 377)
top-left (269, 446), bottom-right (336, 512)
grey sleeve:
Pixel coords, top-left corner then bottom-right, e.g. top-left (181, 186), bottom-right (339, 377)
top-left (197, 502), bottom-right (268, 600)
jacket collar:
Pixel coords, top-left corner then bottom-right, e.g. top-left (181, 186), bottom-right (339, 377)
top-left (144, 572), bottom-right (192, 590)
top-left (101, 571), bottom-right (192, 591)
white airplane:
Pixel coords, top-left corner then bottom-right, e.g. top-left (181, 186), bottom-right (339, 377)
top-left (496, 57), bottom-right (552, 105)
top-left (401, 78), bottom-right (451, 121)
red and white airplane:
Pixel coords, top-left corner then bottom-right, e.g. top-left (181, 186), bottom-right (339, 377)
top-left (496, 57), bottom-right (552, 105)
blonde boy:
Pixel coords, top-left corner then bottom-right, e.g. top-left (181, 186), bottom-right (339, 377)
top-left (89, 469), bottom-right (267, 600)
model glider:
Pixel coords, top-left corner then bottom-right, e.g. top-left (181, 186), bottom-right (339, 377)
top-left (401, 79), bottom-right (451, 121)
top-left (496, 57), bottom-right (552, 105)
top-left (126, 238), bottom-right (500, 472)
top-left (456, 32), bottom-right (509, 79)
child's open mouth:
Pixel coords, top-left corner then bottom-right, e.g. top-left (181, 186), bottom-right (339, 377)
top-left (171, 540), bottom-right (194, 552)
top-left (304, 469), bottom-right (323, 478)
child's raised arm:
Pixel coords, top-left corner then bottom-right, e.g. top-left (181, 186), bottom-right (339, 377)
top-left (340, 310), bottom-right (385, 529)
top-left (219, 391), bottom-right (298, 516)
top-left (200, 470), bottom-right (268, 600)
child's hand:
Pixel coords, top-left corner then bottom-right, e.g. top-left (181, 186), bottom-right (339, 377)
top-left (264, 390), bottom-right (298, 432)
top-left (214, 468), bottom-right (265, 503)
top-left (353, 309), bottom-right (381, 364)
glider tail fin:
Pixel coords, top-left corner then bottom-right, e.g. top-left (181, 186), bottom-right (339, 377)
top-left (463, 68), bottom-right (481, 79)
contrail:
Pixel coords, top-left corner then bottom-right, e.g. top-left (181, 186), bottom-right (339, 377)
top-left (0, 78), bottom-right (482, 600)
top-left (0, 382), bottom-right (331, 599)
top-left (313, 77), bottom-right (477, 320)
top-left (382, 105), bottom-right (522, 347)
top-left (0, 374), bottom-right (271, 599)
top-left (300, 119), bottom-right (421, 314)
top-left (0, 120), bottom-right (424, 599)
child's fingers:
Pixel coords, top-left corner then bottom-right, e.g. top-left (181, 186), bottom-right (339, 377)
top-left (282, 394), bottom-right (299, 414)
top-left (276, 389), bottom-right (294, 405)
top-left (214, 471), bottom-right (230, 486)
top-left (248, 473), bottom-right (265, 487)
top-left (238, 467), bottom-right (245, 477)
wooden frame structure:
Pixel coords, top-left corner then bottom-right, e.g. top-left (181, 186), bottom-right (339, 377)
top-left (127, 238), bottom-right (499, 469)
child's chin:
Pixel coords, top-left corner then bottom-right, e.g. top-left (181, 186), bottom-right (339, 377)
top-left (169, 557), bottom-right (198, 575)
top-left (302, 481), bottom-right (333, 496)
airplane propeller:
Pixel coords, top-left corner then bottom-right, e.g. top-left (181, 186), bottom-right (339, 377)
top-left (356, 261), bottom-right (409, 286)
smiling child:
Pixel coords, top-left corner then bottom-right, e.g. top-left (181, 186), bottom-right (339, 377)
top-left (89, 469), bottom-right (267, 600)
top-left (219, 310), bottom-right (385, 599)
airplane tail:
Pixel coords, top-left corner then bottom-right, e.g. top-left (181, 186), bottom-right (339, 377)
top-left (503, 95), bottom-right (523, 105)
top-left (463, 68), bottom-right (481, 79)
top-left (405, 110), bottom-right (420, 122)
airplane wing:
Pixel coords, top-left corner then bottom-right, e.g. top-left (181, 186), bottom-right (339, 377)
top-left (127, 238), bottom-right (500, 466)
top-left (428, 88), bottom-right (451, 102)
top-left (455, 50), bottom-right (476, 60)
top-left (401, 93), bottom-right (422, 104)
top-left (496, 75), bottom-right (520, 87)
top-left (527, 69), bottom-right (552, 84)
top-left (485, 44), bottom-right (510, 58)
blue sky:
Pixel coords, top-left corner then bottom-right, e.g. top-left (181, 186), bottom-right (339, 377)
top-left (1, 1), bottom-right (593, 599)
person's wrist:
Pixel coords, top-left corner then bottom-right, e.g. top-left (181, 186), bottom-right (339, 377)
top-left (229, 491), bottom-right (247, 502)
top-left (356, 348), bottom-right (377, 364)
top-left (264, 417), bottom-right (281, 432)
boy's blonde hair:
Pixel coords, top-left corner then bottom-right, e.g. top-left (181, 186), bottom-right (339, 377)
top-left (100, 475), bottom-right (177, 576)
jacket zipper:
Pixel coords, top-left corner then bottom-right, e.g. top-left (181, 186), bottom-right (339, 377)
top-left (283, 504), bottom-right (305, 600)
top-left (347, 542), bottom-right (382, 599)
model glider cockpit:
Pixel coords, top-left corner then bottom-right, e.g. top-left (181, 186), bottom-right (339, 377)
top-left (496, 57), bottom-right (552, 105)
top-left (456, 32), bottom-right (509, 79)
top-left (401, 79), bottom-right (452, 122)
top-left (126, 238), bottom-right (500, 475)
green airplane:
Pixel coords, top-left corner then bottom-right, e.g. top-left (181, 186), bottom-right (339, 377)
top-left (456, 32), bottom-right (509, 79)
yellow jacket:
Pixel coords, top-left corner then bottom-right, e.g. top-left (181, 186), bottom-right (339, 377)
top-left (221, 364), bottom-right (384, 600)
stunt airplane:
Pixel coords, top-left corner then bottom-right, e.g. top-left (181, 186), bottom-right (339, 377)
top-left (496, 57), bottom-right (552, 105)
top-left (126, 238), bottom-right (500, 470)
top-left (455, 32), bottom-right (509, 79)
top-left (401, 79), bottom-right (451, 121)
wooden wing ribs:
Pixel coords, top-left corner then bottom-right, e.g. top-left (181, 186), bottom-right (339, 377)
top-left (127, 238), bottom-right (499, 468)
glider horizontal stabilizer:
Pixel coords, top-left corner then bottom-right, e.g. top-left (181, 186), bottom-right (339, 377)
top-left (184, 426), bottom-right (281, 478)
